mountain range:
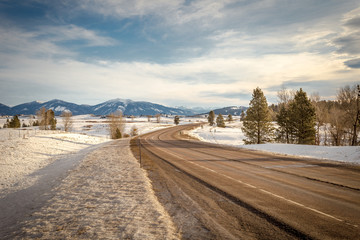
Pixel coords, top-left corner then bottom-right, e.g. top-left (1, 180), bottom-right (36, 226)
top-left (0, 99), bottom-right (247, 116)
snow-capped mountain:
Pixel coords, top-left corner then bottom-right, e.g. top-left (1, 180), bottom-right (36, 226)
top-left (0, 99), bottom-right (195, 116)
top-left (91, 98), bottom-right (130, 116)
top-left (9, 99), bottom-right (92, 116)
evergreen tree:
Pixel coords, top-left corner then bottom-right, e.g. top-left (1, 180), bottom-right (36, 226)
top-left (241, 87), bottom-right (274, 144)
top-left (276, 105), bottom-right (293, 143)
top-left (174, 115), bottom-right (180, 125)
top-left (227, 114), bottom-right (233, 122)
top-left (216, 114), bottom-right (226, 128)
top-left (208, 110), bottom-right (215, 126)
top-left (115, 128), bottom-right (122, 139)
top-left (288, 88), bottom-right (316, 144)
top-left (9, 115), bottom-right (21, 128)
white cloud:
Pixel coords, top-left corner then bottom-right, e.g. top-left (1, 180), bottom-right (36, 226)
top-left (40, 25), bottom-right (116, 47)
top-left (76, 0), bottom-right (234, 28)
top-left (1, 1), bottom-right (360, 107)
top-left (1, 47), bottom-right (356, 107)
top-left (0, 24), bottom-right (115, 61)
top-left (0, 26), bottom-right (72, 58)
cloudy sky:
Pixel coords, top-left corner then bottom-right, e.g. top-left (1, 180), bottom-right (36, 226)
top-left (0, 0), bottom-right (359, 108)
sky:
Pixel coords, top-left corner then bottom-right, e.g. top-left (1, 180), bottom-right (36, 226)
top-left (0, 0), bottom-right (359, 108)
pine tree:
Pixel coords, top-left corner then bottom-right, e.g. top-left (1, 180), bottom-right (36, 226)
top-left (241, 87), bottom-right (274, 144)
top-left (216, 114), bottom-right (226, 128)
top-left (174, 115), bottom-right (180, 125)
top-left (9, 115), bottom-right (21, 128)
top-left (288, 88), bottom-right (316, 144)
top-left (227, 114), bottom-right (233, 123)
top-left (115, 128), bottom-right (122, 139)
top-left (276, 105), bottom-right (293, 143)
top-left (208, 110), bottom-right (215, 126)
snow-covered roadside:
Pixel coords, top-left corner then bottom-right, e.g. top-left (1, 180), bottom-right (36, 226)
top-left (15, 139), bottom-right (179, 239)
top-left (0, 129), bottom-right (110, 197)
top-left (188, 123), bottom-right (360, 164)
top-left (0, 115), bottom-right (188, 238)
top-left (0, 115), bottom-right (202, 196)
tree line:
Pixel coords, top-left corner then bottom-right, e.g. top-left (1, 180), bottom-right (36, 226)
top-left (2, 107), bottom-right (58, 130)
top-left (240, 84), bottom-right (359, 146)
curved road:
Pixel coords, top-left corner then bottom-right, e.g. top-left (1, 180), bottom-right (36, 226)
top-left (138, 124), bottom-right (360, 239)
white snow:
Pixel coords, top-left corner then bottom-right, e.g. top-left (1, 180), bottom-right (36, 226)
top-left (188, 121), bottom-right (360, 164)
top-left (0, 114), bottom-right (181, 238)
top-left (0, 129), bottom-right (110, 196)
top-left (54, 106), bottom-right (67, 112)
top-left (0, 115), bottom-right (202, 196)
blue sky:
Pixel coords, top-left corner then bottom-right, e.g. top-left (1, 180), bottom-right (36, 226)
top-left (0, 0), bottom-right (359, 108)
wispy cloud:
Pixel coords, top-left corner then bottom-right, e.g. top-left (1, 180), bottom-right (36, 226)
top-left (332, 7), bottom-right (360, 56)
top-left (39, 25), bottom-right (116, 47)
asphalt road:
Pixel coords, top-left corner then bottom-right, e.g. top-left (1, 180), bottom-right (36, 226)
top-left (138, 124), bottom-right (360, 239)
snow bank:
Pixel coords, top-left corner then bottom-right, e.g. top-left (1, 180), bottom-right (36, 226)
top-left (239, 144), bottom-right (360, 164)
top-left (0, 129), bottom-right (110, 196)
top-left (188, 123), bottom-right (360, 164)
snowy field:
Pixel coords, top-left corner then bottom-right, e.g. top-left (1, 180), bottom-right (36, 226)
top-left (0, 115), bottom-right (203, 196)
top-left (188, 121), bottom-right (360, 164)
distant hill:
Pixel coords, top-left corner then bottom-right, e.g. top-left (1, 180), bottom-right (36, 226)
top-left (0, 103), bottom-right (11, 116)
top-left (0, 99), bottom-right (195, 116)
top-left (200, 106), bottom-right (248, 116)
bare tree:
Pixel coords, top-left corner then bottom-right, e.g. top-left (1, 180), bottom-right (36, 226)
top-left (61, 111), bottom-right (73, 132)
top-left (276, 87), bottom-right (295, 143)
top-left (28, 115), bottom-right (34, 127)
top-left (155, 114), bottom-right (161, 123)
top-left (147, 115), bottom-right (152, 122)
top-left (108, 110), bottom-right (125, 139)
top-left (311, 93), bottom-right (330, 145)
top-left (328, 107), bottom-right (346, 146)
top-left (277, 86), bottom-right (295, 106)
top-left (37, 107), bottom-right (48, 130)
top-left (337, 85), bottom-right (359, 145)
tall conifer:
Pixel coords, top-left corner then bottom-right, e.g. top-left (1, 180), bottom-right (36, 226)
top-left (208, 110), bottom-right (215, 126)
top-left (289, 88), bottom-right (316, 144)
top-left (241, 87), bottom-right (274, 144)
top-left (216, 114), bottom-right (226, 128)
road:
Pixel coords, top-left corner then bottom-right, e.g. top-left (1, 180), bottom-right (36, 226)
top-left (135, 124), bottom-right (360, 239)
